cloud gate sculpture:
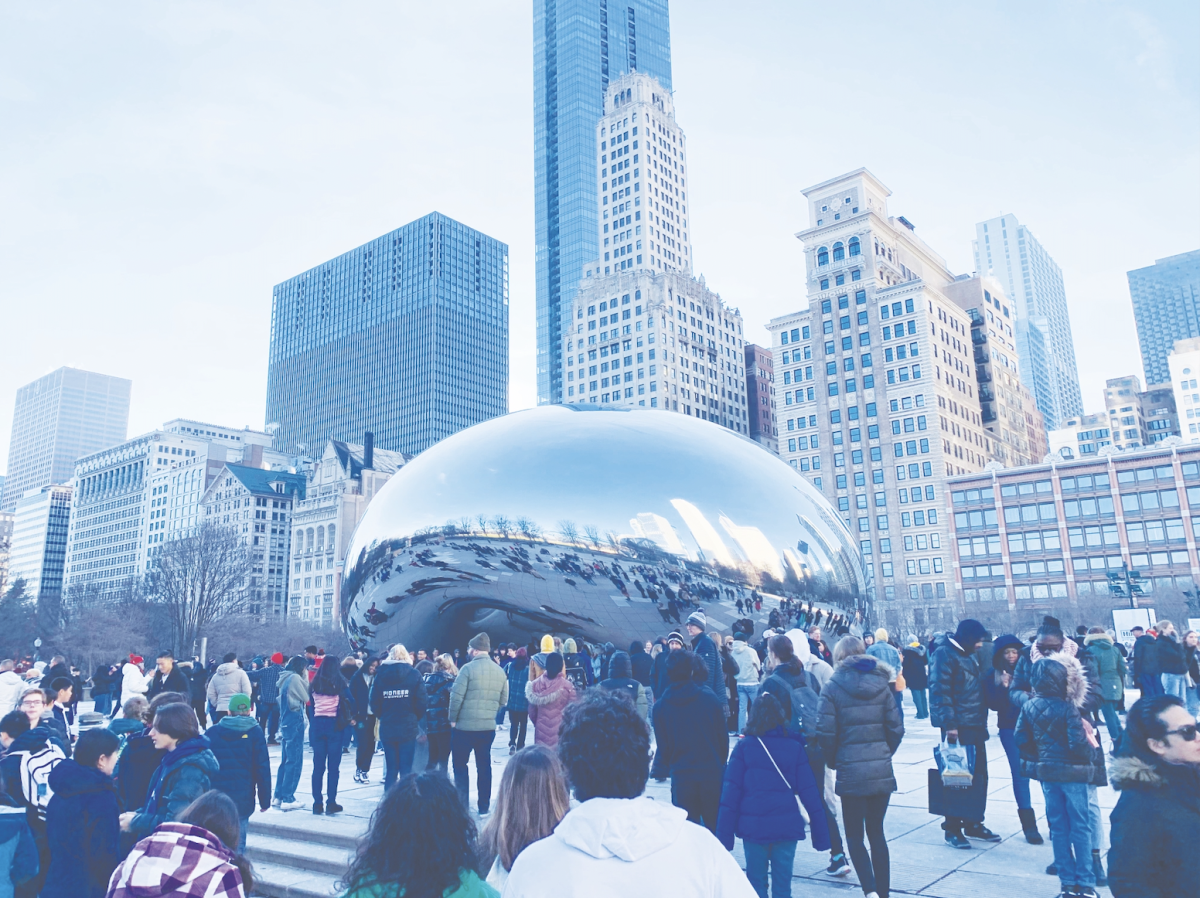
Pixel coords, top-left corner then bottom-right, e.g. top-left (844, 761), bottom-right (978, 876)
top-left (342, 406), bottom-right (868, 653)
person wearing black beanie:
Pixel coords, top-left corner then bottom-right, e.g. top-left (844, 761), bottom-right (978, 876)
top-left (929, 618), bottom-right (1000, 848)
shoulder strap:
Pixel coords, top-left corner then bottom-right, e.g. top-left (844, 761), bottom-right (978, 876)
top-left (755, 737), bottom-right (793, 793)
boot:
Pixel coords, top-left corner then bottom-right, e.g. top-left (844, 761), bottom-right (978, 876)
top-left (1018, 807), bottom-right (1044, 845)
top-left (1092, 849), bottom-right (1107, 886)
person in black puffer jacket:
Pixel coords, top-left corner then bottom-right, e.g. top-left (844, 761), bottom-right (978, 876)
top-left (686, 612), bottom-right (728, 720)
top-left (1015, 655), bottom-right (1097, 897)
top-left (984, 635), bottom-right (1042, 844)
top-left (901, 638), bottom-right (929, 719)
top-left (421, 655), bottom-right (456, 773)
top-left (505, 649), bottom-right (531, 752)
top-left (815, 635), bottom-right (903, 898)
top-left (629, 640), bottom-right (653, 692)
top-left (929, 619), bottom-right (999, 846)
top-left (369, 645), bottom-right (427, 791)
top-left (1107, 694), bottom-right (1200, 898)
top-left (598, 651), bottom-right (648, 719)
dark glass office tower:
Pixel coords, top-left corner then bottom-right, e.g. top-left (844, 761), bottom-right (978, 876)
top-left (1129, 250), bottom-right (1200, 386)
top-left (534, 0), bottom-right (672, 405)
top-left (266, 212), bottom-right (509, 457)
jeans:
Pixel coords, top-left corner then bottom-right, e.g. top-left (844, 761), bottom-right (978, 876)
top-left (806, 754), bottom-right (844, 856)
top-left (997, 728), bottom-right (1032, 809)
top-left (841, 794), bottom-right (890, 897)
top-left (1138, 673), bottom-right (1163, 697)
top-left (892, 687), bottom-right (904, 720)
top-left (274, 707), bottom-right (305, 802)
top-left (737, 684), bottom-right (757, 733)
top-left (257, 702), bottom-right (280, 741)
top-left (356, 715), bottom-right (377, 773)
top-left (1088, 784), bottom-right (1104, 852)
top-left (910, 687), bottom-right (928, 718)
top-left (93, 693), bottom-right (111, 716)
top-left (508, 710), bottom-right (528, 748)
top-left (1189, 683), bottom-right (1200, 718)
top-left (427, 730), bottom-right (451, 772)
top-left (1161, 672), bottom-right (1189, 703)
top-left (452, 729), bottom-right (496, 812)
top-left (310, 717), bottom-right (344, 804)
top-left (744, 840), bottom-right (798, 898)
top-left (670, 776), bottom-right (721, 834)
top-left (238, 816), bottom-right (248, 853)
top-left (381, 738), bottom-right (416, 790)
top-left (1041, 781), bottom-right (1094, 888)
top-left (1098, 699), bottom-right (1123, 746)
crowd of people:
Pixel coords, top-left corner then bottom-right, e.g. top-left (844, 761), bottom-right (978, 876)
top-left (0, 612), bottom-right (1191, 897)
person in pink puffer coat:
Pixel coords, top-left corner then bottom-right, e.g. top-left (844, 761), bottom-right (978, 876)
top-left (527, 653), bottom-right (577, 749)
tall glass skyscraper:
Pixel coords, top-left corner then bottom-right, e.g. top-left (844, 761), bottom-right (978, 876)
top-left (1128, 250), bottom-right (1200, 386)
top-left (266, 212), bottom-right (509, 457)
top-left (534, 0), bottom-right (672, 405)
top-left (972, 215), bottom-right (1082, 429)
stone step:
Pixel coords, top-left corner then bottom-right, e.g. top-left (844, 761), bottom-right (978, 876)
top-left (248, 810), bottom-right (365, 850)
top-left (248, 859), bottom-right (340, 898)
top-left (245, 834), bottom-right (353, 876)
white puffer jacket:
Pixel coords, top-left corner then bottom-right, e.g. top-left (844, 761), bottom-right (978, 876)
top-left (120, 662), bottom-right (149, 706)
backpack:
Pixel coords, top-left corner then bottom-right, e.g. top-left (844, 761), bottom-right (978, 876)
top-left (563, 658), bottom-right (589, 692)
top-left (765, 669), bottom-right (821, 739)
top-left (18, 743), bottom-right (65, 821)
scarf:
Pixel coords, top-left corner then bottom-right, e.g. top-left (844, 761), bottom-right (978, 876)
top-left (145, 735), bottom-right (210, 813)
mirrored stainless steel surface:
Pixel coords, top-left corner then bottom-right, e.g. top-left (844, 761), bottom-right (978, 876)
top-left (342, 406), bottom-right (868, 652)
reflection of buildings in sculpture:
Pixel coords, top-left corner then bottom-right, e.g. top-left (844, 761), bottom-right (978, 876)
top-left (795, 510), bottom-right (868, 611)
top-left (629, 512), bottom-right (688, 558)
top-left (718, 515), bottom-right (784, 582)
top-left (669, 499), bottom-right (734, 567)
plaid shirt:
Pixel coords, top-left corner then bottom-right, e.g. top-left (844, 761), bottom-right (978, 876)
top-left (107, 822), bottom-right (246, 898)
top-left (249, 664), bottom-right (282, 705)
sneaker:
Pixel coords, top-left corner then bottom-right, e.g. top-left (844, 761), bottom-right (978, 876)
top-left (964, 823), bottom-right (1001, 842)
top-left (270, 798), bottom-right (281, 809)
top-left (279, 800), bottom-right (305, 811)
top-left (478, 807), bottom-right (491, 818)
top-left (313, 801), bottom-right (324, 815)
top-left (825, 854), bottom-right (851, 876)
top-left (1045, 863), bottom-right (1058, 876)
top-left (1076, 888), bottom-right (1099, 898)
top-left (945, 832), bottom-right (972, 849)
top-left (325, 801), bottom-right (344, 815)
top-left (360, 771), bottom-right (370, 784)
top-left (509, 744), bottom-right (516, 755)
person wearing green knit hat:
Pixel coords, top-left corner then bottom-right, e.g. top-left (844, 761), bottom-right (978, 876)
top-left (207, 691), bottom-right (271, 850)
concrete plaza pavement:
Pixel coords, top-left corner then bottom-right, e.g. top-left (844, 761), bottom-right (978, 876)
top-left (244, 688), bottom-right (1120, 897)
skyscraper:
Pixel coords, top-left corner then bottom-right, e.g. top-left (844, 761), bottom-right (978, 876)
top-left (1128, 250), bottom-right (1200, 386)
top-left (8, 484), bottom-right (72, 614)
top-left (2, 367), bottom-right (131, 511)
top-left (972, 215), bottom-right (1082, 429)
top-left (265, 212), bottom-right (509, 457)
top-left (534, 0), bottom-right (672, 406)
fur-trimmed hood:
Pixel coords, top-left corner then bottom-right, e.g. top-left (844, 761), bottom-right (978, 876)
top-left (1084, 632), bottom-right (1114, 646)
top-left (830, 654), bottom-right (893, 701)
top-left (527, 674), bottom-right (574, 706)
top-left (1031, 651), bottom-right (1088, 707)
top-left (1031, 637), bottom-right (1078, 662)
top-left (1109, 754), bottom-right (1163, 790)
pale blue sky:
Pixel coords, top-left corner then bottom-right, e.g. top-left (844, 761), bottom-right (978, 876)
top-left (1, 1), bottom-right (1197, 468)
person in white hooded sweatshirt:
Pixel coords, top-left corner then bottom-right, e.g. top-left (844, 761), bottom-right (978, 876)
top-left (0, 660), bottom-right (25, 717)
top-left (787, 629), bottom-right (834, 691)
top-left (502, 689), bottom-right (756, 898)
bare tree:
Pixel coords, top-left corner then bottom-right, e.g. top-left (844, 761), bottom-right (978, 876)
top-left (147, 522), bottom-right (252, 656)
top-left (557, 520), bottom-right (579, 545)
top-left (491, 515), bottom-right (512, 538)
top-left (584, 525), bottom-right (601, 548)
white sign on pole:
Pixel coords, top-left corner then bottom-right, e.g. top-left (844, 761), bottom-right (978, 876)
top-left (1112, 608), bottom-right (1157, 644)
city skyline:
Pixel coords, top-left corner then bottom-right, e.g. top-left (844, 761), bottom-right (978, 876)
top-left (1, 2), bottom-right (1198, 470)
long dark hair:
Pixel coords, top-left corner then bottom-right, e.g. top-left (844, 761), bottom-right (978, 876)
top-left (177, 790), bottom-right (254, 892)
top-left (338, 772), bottom-right (481, 898)
top-left (744, 691), bottom-right (786, 736)
top-left (311, 655), bottom-right (348, 696)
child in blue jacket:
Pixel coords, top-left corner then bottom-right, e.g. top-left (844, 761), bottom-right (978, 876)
top-left (717, 692), bottom-right (830, 898)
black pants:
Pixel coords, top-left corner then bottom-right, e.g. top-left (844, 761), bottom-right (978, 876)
top-left (427, 730), bottom-right (451, 772)
top-left (807, 755), bottom-right (845, 856)
top-left (258, 702), bottom-right (280, 741)
top-left (193, 699), bottom-right (208, 729)
top-left (842, 793), bottom-right (891, 897)
top-left (944, 742), bottom-right (989, 830)
top-left (508, 710), bottom-right (528, 748)
top-left (356, 715), bottom-right (377, 772)
top-left (671, 776), bottom-right (721, 833)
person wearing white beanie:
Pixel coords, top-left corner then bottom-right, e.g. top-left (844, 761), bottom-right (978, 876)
top-left (787, 629), bottom-right (834, 691)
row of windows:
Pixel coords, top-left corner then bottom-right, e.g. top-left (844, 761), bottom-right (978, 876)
top-left (819, 269), bottom-right (862, 289)
top-left (816, 238), bottom-right (862, 265)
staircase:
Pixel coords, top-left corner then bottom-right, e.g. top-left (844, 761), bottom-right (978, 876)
top-left (245, 811), bottom-right (364, 898)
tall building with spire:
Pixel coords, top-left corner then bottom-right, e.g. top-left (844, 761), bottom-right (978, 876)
top-left (972, 215), bottom-right (1082, 429)
top-left (534, 0), bottom-right (673, 407)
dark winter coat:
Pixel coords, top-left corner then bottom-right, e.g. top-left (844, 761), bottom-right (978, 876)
top-left (900, 644), bottom-right (928, 690)
top-left (206, 715), bottom-right (271, 817)
top-left (1107, 754), bottom-right (1200, 898)
top-left (1083, 633), bottom-right (1126, 701)
top-left (369, 660), bottom-right (426, 743)
top-left (929, 635), bottom-right (988, 744)
top-left (815, 655), bottom-right (904, 797)
top-left (650, 647), bottom-right (674, 699)
top-left (42, 760), bottom-right (120, 898)
top-left (526, 674), bottom-right (577, 749)
top-left (1155, 632), bottom-right (1188, 675)
top-left (145, 665), bottom-right (190, 701)
top-left (421, 671), bottom-right (454, 735)
top-left (0, 800), bottom-right (37, 896)
top-left (629, 642), bottom-right (653, 688)
top-left (1132, 633), bottom-right (1160, 679)
top-left (1014, 655), bottom-right (1095, 783)
top-left (348, 666), bottom-right (374, 718)
top-left (113, 729), bottom-right (164, 813)
top-left (128, 739), bottom-right (219, 839)
top-left (505, 657), bottom-right (530, 713)
top-left (691, 633), bottom-right (727, 709)
top-left (983, 635), bottom-right (1023, 730)
top-left (650, 682), bottom-right (729, 783)
top-left (716, 726), bottom-right (831, 851)
top-left (1011, 642), bottom-right (1103, 717)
